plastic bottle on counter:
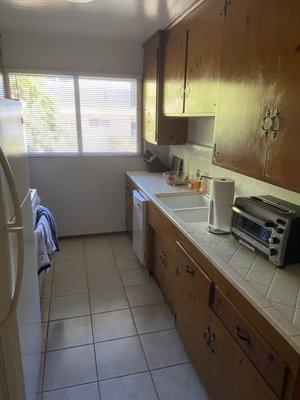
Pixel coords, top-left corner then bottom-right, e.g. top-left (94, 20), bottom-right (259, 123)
top-left (188, 173), bottom-right (195, 190)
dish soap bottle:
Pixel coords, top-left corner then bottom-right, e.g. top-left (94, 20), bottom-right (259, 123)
top-left (194, 169), bottom-right (202, 191)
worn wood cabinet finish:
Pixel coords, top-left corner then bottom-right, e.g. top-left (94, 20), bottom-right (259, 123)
top-left (264, 1), bottom-right (300, 192)
top-left (163, 26), bottom-right (188, 116)
top-left (184, 0), bottom-right (223, 116)
top-left (143, 31), bottom-right (188, 145)
top-left (175, 242), bottom-right (213, 387)
top-left (147, 201), bottom-right (300, 400)
top-left (213, 0), bottom-right (281, 180)
top-left (206, 307), bottom-right (278, 400)
top-left (125, 177), bottom-right (135, 239)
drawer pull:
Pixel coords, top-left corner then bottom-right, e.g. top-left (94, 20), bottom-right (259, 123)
top-left (185, 265), bottom-right (195, 276)
top-left (236, 326), bottom-right (251, 345)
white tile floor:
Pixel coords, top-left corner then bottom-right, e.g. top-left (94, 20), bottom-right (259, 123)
top-left (40, 234), bottom-right (209, 400)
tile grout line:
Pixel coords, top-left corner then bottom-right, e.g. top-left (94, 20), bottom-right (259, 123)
top-left (108, 235), bottom-right (162, 400)
top-left (82, 238), bottom-right (102, 400)
top-left (41, 263), bottom-right (55, 398)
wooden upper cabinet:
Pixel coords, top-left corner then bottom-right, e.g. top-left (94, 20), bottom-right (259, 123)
top-left (213, 0), bottom-right (281, 180)
top-left (142, 31), bottom-right (188, 145)
top-left (163, 0), bottom-right (222, 117)
top-left (264, 0), bottom-right (300, 192)
top-left (163, 26), bottom-right (188, 116)
top-left (184, 0), bottom-right (223, 116)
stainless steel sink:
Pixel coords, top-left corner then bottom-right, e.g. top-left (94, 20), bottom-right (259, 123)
top-left (173, 208), bottom-right (209, 223)
top-left (156, 193), bottom-right (210, 209)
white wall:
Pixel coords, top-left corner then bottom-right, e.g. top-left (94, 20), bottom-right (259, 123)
top-left (2, 31), bottom-right (148, 236)
top-left (2, 31), bottom-right (142, 76)
top-left (29, 155), bottom-right (147, 236)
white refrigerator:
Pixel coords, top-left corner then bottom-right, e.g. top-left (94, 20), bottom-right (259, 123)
top-left (0, 98), bottom-right (42, 400)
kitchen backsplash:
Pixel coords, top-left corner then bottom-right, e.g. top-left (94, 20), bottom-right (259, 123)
top-left (169, 143), bottom-right (300, 206)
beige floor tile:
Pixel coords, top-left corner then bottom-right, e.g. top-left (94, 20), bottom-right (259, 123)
top-left (84, 237), bottom-right (114, 259)
top-left (125, 283), bottom-right (164, 308)
top-left (41, 299), bottom-right (50, 323)
top-left (43, 383), bottom-right (100, 400)
top-left (151, 364), bottom-right (209, 400)
top-left (43, 345), bottom-right (97, 391)
top-left (90, 288), bottom-right (128, 314)
top-left (132, 304), bottom-right (174, 334)
top-left (50, 294), bottom-right (90, 320)
top-left (110, 234), bottom-right (135, 256)
top-left (140, 330), bottom-right (189, 369)
top-left (95, 336), bottom-right (148, 380)
top-left (87, 270), bottom-right (122, 292)
top-left (47, 316), bottom-right (93, 351)
top-left (120, 268), bottom-right (153, 287)
top-left (52, 274), bottom-right (88, 297)
top-left (86, 255), bottom-right (117, 274)
top-left (92, 309), bottom-right (136, 342)
top-left (99, 372), bottom-right (158, 400)
top-left (116, 255), bottom-right (141, 271)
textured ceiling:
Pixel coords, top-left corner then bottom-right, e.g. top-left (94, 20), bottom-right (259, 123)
top-left (0, 0), bottom-right (196, 41)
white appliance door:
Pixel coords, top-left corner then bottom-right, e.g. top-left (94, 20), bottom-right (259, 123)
top-left (132, 190), bottom-right (147, 265)
top-left (0, 99), bottom-right (42, 400)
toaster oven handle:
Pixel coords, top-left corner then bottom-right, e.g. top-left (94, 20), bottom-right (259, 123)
top-left (232, 206), bottom-right (274, 228)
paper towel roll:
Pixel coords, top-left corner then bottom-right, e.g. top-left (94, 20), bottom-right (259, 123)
top-left (209, 178), bottom-right (235, 234)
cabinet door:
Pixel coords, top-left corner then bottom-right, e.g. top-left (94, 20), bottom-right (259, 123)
top-left (185, 0), bottom-right (223, 116)
top-left (153, 232), bottom-right (166, 293)
top-left (175, 243), bottom-right (213, 389)
top-left (207, 311), bottom-right (278, 400)
top-left (163, 26), bottom-right (188, 116)
top-left (143, 33), bottom-right (159, 143)
top-left (213, 0), bottom-right (280, 180)
top-left (264, 0), bottom-right (300, 193)
top-left (125, 185), bottom-right (133, 238)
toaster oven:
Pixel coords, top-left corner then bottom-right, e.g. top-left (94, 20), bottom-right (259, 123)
top-left (231, 195), bottom-right (300, 268)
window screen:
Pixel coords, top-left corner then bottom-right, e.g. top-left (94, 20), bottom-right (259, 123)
top-left (9, 73), bottom-right (78, 153)
top-left (79, 77), bottom-right (137, 153)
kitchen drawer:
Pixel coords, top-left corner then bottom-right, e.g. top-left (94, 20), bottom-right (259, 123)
top-left (176, 242), bottom-right (213, 306)
top-left (212, 286), bottom-right (288, 398)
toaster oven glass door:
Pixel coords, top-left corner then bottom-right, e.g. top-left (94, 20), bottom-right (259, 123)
top-left (232, 213), bottom-right (272, 247)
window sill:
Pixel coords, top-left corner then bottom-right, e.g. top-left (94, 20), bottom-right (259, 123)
top-left (27, 152), bottom-right (142, 158)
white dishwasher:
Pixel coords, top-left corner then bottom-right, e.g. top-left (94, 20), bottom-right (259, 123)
top-left (132, 190), bottom-right (148, 266)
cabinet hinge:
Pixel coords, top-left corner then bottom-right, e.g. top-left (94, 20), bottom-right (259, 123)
top-left (212, 143), bottom-right (219, 158)
top-left (154, 131), bottom-right (158, 142)
top-left (223, 0), bottom-right (231, 17)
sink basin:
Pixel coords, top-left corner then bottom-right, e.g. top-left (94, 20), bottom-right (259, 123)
top-left (156, 193), bottom-right (210, 209)
top-left (173, 208), bottom-right (209, 223)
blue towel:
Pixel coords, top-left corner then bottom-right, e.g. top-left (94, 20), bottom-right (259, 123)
top-left (35, 205), bottom-right (59, 252)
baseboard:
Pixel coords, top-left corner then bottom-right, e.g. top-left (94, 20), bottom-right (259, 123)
top-left (58, 231), bottom-right (127, 240)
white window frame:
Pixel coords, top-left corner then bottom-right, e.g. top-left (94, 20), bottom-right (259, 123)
top-left (7, 69), bottom-right (142, 157)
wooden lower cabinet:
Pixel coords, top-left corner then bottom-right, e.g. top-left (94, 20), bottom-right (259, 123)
top-left (125, 177), bottom-right (135, 239)
top-left (175, 241), bottom-right (278, 400)
top-left (206, 307), bottom-right (278, 400)
top-left (147, 201), bottom-right (299, 400)
top-left (152, 231), bottom-right (176, 312)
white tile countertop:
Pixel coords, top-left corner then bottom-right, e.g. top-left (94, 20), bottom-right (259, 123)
top-left (126, 171), bottom-right (300, 354)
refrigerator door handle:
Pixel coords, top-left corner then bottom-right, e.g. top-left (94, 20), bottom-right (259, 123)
top-left (0, 146), bottom-right (25, 325)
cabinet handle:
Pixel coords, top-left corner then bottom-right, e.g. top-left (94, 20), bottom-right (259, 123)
top-left (185, 265), bottom-right (195, 276)
top-left (160, 251), bottom-right (167, 264)
top-left (204, 327), bottom-right (215, 352)
top-left (212, 143), bottom-right (219, 158)
top-left (235, 325), bottom-right (251, 345)
top-left (261, 109), bottom-right (271, 136)
top-left (270, 109), bottom-right (281, 138)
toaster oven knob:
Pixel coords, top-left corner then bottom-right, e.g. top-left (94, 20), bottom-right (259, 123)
top-left (269, 237), bottom-right (280, 245)
top-left (269, 248), bottom-right (278, 257)
top-left (276, 227), bottom-right (284, 235)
